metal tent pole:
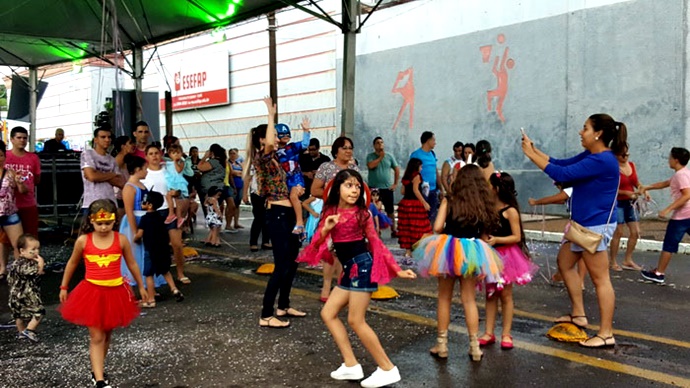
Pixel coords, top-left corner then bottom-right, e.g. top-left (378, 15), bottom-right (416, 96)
top-left (29, 67), bottom-right (37, 152)
top-left (133, 45), bottom-right (144, 122)
top-left (340, 0), bottom-right (358, 139)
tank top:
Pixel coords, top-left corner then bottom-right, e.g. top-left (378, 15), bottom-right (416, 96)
top-left (84, 232), bottom-right (123, 287)
top-left (402, 172), bottom-right (422, 200)
top-left (494, 206), bottom-right (513, 238)
top-left (443, 216), bottom-right (484, 239)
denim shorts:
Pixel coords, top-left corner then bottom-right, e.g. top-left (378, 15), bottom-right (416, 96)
top-left (616, 200), bottom-right (639, 224)
top-left (662, 218), bottom-right (690, 253)
top-left (570, 222), bottom-right (616, 253)
top-left (338, 252), bottom-right (378, 292)
top-left (142, 250), bottom-right (154, 277)
top-left (158, 210), bottom-right (177, 231)
top-left (0, 213), bottom-right (21, 227)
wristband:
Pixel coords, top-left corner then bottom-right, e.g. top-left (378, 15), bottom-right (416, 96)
top-left (59, 285), bottom-right (68, 291)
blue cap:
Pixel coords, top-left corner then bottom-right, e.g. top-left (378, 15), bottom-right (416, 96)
top-left (275, 123), bottom-right (291, 139)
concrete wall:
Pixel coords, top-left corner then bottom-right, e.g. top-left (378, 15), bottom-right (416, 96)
top-left (346, 0), bottom-right (686, 211)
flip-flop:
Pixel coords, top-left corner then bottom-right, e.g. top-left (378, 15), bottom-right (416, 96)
top-left (259, 316), bottom-right (290, 329)
top-left (610, 265), bottom-right (623, 272)
top-left (579, 335), bottom-right (615, 349)
top-left (621, 264), bottom-right (642, 271)
top-left (554, 314), bottom-right (588, 328)
top-left (178, 276), bottom-right (191, 284)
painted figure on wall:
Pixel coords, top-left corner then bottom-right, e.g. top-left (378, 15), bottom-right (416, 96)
top-left (482, 34), bottom-right (515, 123)
top-left (392, 67), bottom-right (415, 131)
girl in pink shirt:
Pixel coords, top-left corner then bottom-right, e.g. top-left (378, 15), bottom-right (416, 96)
top-left (298, 169), bottom-right (416, 387)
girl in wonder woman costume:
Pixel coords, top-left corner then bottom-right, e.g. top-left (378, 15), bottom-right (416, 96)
top-left (298, 169), bottom-right (416, 388)
top-left (59, 199), bottom-right (147, 388)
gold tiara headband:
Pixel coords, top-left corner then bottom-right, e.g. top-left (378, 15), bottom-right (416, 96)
top-left (90, 208), bottom-right (116, 222)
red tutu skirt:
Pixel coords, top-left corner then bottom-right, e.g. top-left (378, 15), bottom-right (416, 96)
top-left (59, 280), bottom-right (140, 330)
top-left (397, 199), bottom-right (432, 249)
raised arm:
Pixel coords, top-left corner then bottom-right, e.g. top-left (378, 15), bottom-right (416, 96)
top-left (263, 96), bottom-right (277, 154)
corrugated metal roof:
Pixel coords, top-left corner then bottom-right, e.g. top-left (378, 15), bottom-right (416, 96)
top-left (0, 0), bottom-right (294, 67)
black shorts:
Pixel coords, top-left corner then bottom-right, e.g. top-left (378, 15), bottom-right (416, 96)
top-left (377, 188), bottom-right (395, 215)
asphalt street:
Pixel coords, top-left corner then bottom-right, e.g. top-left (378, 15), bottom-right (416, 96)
top-left (1, 213), bottom-right (689, 387)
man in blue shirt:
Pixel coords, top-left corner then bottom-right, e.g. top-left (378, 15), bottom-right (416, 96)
top-left (410, 131), bottom-right (442, 223)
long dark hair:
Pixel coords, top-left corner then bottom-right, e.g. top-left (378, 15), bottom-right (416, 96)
top-left (475, 140), bottom-right (492, 168)
top-left (588, 113), bottom-right (628, 155)
top-left (448, 165), bottom-right (498, 230)
top-left (80, 199), bottom-right (119, 235)
top-left (321, 169), bottom-right (370, 234)
top-left (209, 143), bottom-right (227, 167)
top-left (111, 136), bottom-right (132, 156)
top-left (124, 154), bottom-right (146, 175)
top-left (402, 158), bottom-right (423, 184)
top-left (488, 171), bottom-right (530, 258)
top-left (244, 124), bottom-right (268, 179)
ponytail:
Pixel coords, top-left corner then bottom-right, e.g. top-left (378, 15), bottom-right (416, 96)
top-left (588, 113), bottom-right (628, 155)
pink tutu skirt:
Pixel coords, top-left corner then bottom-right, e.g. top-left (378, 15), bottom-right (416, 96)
top-left (494, 244), bottom-right (539, 285)
top-left (59, 280), bottom-right (140, 330)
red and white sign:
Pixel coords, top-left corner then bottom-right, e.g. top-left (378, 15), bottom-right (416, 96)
top-left (159, 50), bottom-right (230, 111)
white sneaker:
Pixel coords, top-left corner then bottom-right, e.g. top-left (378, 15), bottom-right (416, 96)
top-left (360, 366), bottom-right (401, 388)
top-left (330, 363), bottom-right (364, 380)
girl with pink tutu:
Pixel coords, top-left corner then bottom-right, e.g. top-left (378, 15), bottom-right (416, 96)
top-left (59, 199), bottom-right (147, 388)
top-left (480, 172), bottom-right (538, 350)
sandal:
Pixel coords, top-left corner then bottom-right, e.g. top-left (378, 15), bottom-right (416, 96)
top-left (276, 308), bottom-right (307, 318)
top-left (259, 316), bottom-right (290, 329)
top-left (621, 263), bottom-right (642, 271)
top-left (250, 245), bottom-right (259, 252)
top-left (142, 300), bottom-right (156, 308)
top-left (172, 289), bottom-right (185, 302)
top-left (178, 276), bottom-right (191, 285)
top-left (610, 264), bottom-right (623, 272)
top-left (579, 334), bottom-right (615, 349)
top-left (554, 314), bottom-right (588, 328)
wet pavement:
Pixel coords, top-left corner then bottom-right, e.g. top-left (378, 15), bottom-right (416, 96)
top-left (1, 212), bottom-right (690, 387)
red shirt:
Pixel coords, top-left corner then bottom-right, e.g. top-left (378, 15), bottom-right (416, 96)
top-left (617, 162), bottom-right (639, 200)
top-left (5, 151), bottom-right (40, 208)
top-left (84, 232), bottom-right (123, 287)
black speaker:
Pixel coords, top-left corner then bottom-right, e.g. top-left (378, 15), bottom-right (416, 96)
top-left (7, 74), bottom-right (49, 121)
top-left (112, 90), bottom-right (160, 141)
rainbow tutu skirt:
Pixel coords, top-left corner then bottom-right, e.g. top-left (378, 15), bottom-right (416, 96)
top-left (412, 234), bottom-right (504, 284)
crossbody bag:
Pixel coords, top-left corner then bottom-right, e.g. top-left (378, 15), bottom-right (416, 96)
top-left (564, 179), bottom-right (619, 254)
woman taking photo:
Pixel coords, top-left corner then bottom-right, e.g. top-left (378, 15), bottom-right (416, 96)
top-left (245, 97), bottom-right (305, 328)
top-left (522, 113), bottom-right (627, 349)
top-left (311, 136), bottom-right (359, 302)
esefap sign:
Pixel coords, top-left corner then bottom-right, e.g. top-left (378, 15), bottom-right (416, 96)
top-left (160, 50), bottom-right (230, 111)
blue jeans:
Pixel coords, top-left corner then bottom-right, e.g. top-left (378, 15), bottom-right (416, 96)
top-left (424, 189), bottom-right (440, 224)
top-left (261, 205), bottom-right (301, 318)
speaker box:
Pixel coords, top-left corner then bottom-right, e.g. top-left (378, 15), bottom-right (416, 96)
top-left (7, 74), bottom-right (48, 121)
top-left (112, 90), bottom-right (160, 141)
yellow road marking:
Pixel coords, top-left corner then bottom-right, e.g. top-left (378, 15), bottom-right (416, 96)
top-left (187, 264), bottom-right (690, 387)
top-left (195, 249), bottom-right (690, 350)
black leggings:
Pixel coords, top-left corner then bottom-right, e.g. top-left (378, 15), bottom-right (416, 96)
top-left (261, 205), bottom-right (300, 318)
top-left (250, 193), bottom-right (270, 246)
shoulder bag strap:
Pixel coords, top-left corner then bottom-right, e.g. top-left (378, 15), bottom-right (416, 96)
top-left (570, 176), bottom-right (620, 224)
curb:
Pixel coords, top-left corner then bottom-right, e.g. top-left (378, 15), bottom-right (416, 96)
top-left (524, 229), bottom-right (690, 254)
